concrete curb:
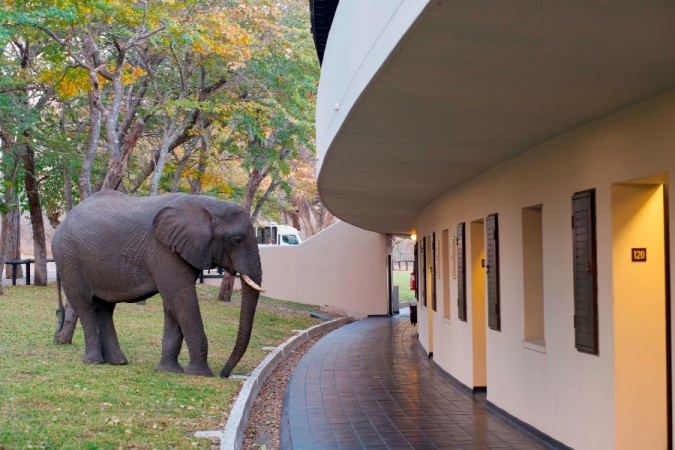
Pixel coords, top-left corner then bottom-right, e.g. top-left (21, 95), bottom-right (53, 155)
top-left (195, 316), bottom-right (350, 450)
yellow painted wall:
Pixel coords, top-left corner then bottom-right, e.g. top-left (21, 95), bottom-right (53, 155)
top-left (612, 183), bottom-right (667, 450)
top-left (470, 221), bottom-right (487, 388)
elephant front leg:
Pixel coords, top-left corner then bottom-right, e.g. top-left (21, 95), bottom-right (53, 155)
top-left (156, 308), bottom-right (185, 374)
top-left (158, 283), bottom-right (213, 377)
top-left (179, 301), bottom-right (214, 377)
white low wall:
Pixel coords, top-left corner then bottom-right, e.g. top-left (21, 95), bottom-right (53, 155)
top-left (258, 221), bottom-right (388, 319)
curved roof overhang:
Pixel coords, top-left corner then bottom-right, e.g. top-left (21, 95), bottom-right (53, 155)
top-left (316, 1), bottom-right (675, 235)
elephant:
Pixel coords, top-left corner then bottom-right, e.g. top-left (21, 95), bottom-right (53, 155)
top-left (51, 190), bottom-right (263, 378)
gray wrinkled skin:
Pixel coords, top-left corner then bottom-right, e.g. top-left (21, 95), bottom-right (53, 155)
top-left (52, 191), bottom-right (262, 377)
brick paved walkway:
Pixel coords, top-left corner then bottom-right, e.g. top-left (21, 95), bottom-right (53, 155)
top-left (281, 314), bottom-right (551, 449)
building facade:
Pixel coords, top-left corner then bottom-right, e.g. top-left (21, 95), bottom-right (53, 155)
top-left (312, 1), bottom-right (675, 449)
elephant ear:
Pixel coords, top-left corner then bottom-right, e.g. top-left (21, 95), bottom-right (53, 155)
top-left (153, 203), bottom-right (213, 270)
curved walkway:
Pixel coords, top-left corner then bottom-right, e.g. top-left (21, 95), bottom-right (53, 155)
top-left (281, 314), bottom-right (550, 449)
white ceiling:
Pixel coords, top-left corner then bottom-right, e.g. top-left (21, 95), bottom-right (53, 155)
top-left (317, 1), bottom-right (675, 235)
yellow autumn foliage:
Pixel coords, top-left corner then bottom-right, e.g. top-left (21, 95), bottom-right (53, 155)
top-left (180, 168), bottom-right (234, 197)
top-left (120, 63), bottom-right (147, 85)
top-left (39, 62), bottom-right (147, 99)
top-left (39, 67), bottom-right (90, 99)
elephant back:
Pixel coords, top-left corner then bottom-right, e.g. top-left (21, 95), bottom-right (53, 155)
top-left (52, 192), bottom-right (184, 288)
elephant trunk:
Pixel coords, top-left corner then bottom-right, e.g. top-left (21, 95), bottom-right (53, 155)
top-left (220, 248), bottom-right (262, 378)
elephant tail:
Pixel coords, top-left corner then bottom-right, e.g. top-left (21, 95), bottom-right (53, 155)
top-left (55, 271), bottom-right (65, 333)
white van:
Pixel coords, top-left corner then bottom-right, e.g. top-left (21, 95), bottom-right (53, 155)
top-left (256, 222), bottom-right (303, 246)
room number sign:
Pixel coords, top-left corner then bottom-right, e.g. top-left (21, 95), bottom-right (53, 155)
top-left (631, 248), bottom-right (647, 262)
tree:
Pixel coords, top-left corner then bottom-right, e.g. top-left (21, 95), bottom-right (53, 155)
top-left (0, 32), bottom-right (54, 285)
top-left (212, 0), bottom-right (319, 301)
top-left (283, 146), bottom-right (335, 238)
top-left (224, 0), bottom-right (318, 216)
top-left (121, 1), bottom-right (256, 195)
top-left (31, 1), bottom-right (167, 196)
top-left (0, 154), bottom-right (21, 294)
top-left (0, 0), bottom-right (323, 304)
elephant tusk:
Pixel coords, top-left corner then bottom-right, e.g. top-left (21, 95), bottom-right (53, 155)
top-left (241, 274), bottom-right (265, 292)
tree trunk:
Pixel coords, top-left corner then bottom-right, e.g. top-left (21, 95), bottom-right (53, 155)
top-left (170, 143), bottom-right (196, 193)
top-left (79, 92), bottom-right (102, 200)
top-left (189, 138), bottom-right (208, 195)
top-left (218, 272), bottom-right (235, 302)
top-left (64, 166), bottom-right (74, 211)
top-left (0, 213), bottom-right (7, 296)
top-left (242, 168), bottom-right (266, 215)
top-left (46, 166), bottom-right (72, 229)
top-left (3, 203), bottom-right (22, 279)
top-left (321, 210), bottom-right (335, 230)
top-left (295, 197), bottom-right (316, 237)
top-left (0, 150), bottom-right (21, 294)
top-left (149, 141), bottom-right (171, 196)
top-left (148, 111), bottom-right (200, 196)
top-left (286, 210), bottom-right (302, 232)
top-left (101, 118), bottom-right (144, 191)
top-left (130, 147), bottom-right (160, 193)
top-left (128, 111), bottom-right (202, 194)
top-left (250, 178), bottom-right (279, 223)
top-left (22, 143), bottom-right (48, 286)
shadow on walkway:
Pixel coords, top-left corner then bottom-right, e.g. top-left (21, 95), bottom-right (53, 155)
top-left (281, 312), bottom-right (551, 449)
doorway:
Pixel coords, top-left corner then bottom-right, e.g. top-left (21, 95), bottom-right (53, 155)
top-left (612, 177), bottom-right (670, 449)
top-left (471, 220), bottom-right (487, 391)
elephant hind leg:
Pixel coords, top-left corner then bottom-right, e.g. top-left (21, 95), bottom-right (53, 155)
top-left (95, 299), bottom-right (128, 365)
top-left (156, 307), bottom-right (185, 374)
top-left (75, 298), bottom-right (104, 365)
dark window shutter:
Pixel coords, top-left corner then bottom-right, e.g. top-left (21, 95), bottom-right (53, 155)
top-left (573, 190), bottom-right (598, 354)
top-left (422, 236), bottom-right (427, 307)
top-left (487, 214), bottom-right (501, 331)
top-left (432, 232), bottom-right (437, 311)
top-left (457, 223), bottom-right (467, 321)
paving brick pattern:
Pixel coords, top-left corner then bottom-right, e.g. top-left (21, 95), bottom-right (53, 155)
top-left (282, 315), bottom-right (551, 449)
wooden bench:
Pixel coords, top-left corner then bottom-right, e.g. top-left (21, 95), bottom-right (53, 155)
top-left (4, 258), bottom-right (55, 286)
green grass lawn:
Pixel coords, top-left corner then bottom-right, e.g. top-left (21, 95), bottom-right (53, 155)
top-left (0, 284), bottom-right (325, 449)
top-left (392, 270), bottom-right (416, 303)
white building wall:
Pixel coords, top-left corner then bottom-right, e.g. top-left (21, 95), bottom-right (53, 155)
top-left (315, 2), bottom-right (675, 447)
top-left (257, 221), bottom-right (388, 319)
top-left (415, 89), bottom-right (675, 449)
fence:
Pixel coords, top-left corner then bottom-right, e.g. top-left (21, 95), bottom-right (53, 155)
top-left (393, 260), bottom-right (414, 271)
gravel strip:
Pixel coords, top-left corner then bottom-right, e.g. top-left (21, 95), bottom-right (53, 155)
top-left (241, 330), bottom-right (333, 449)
